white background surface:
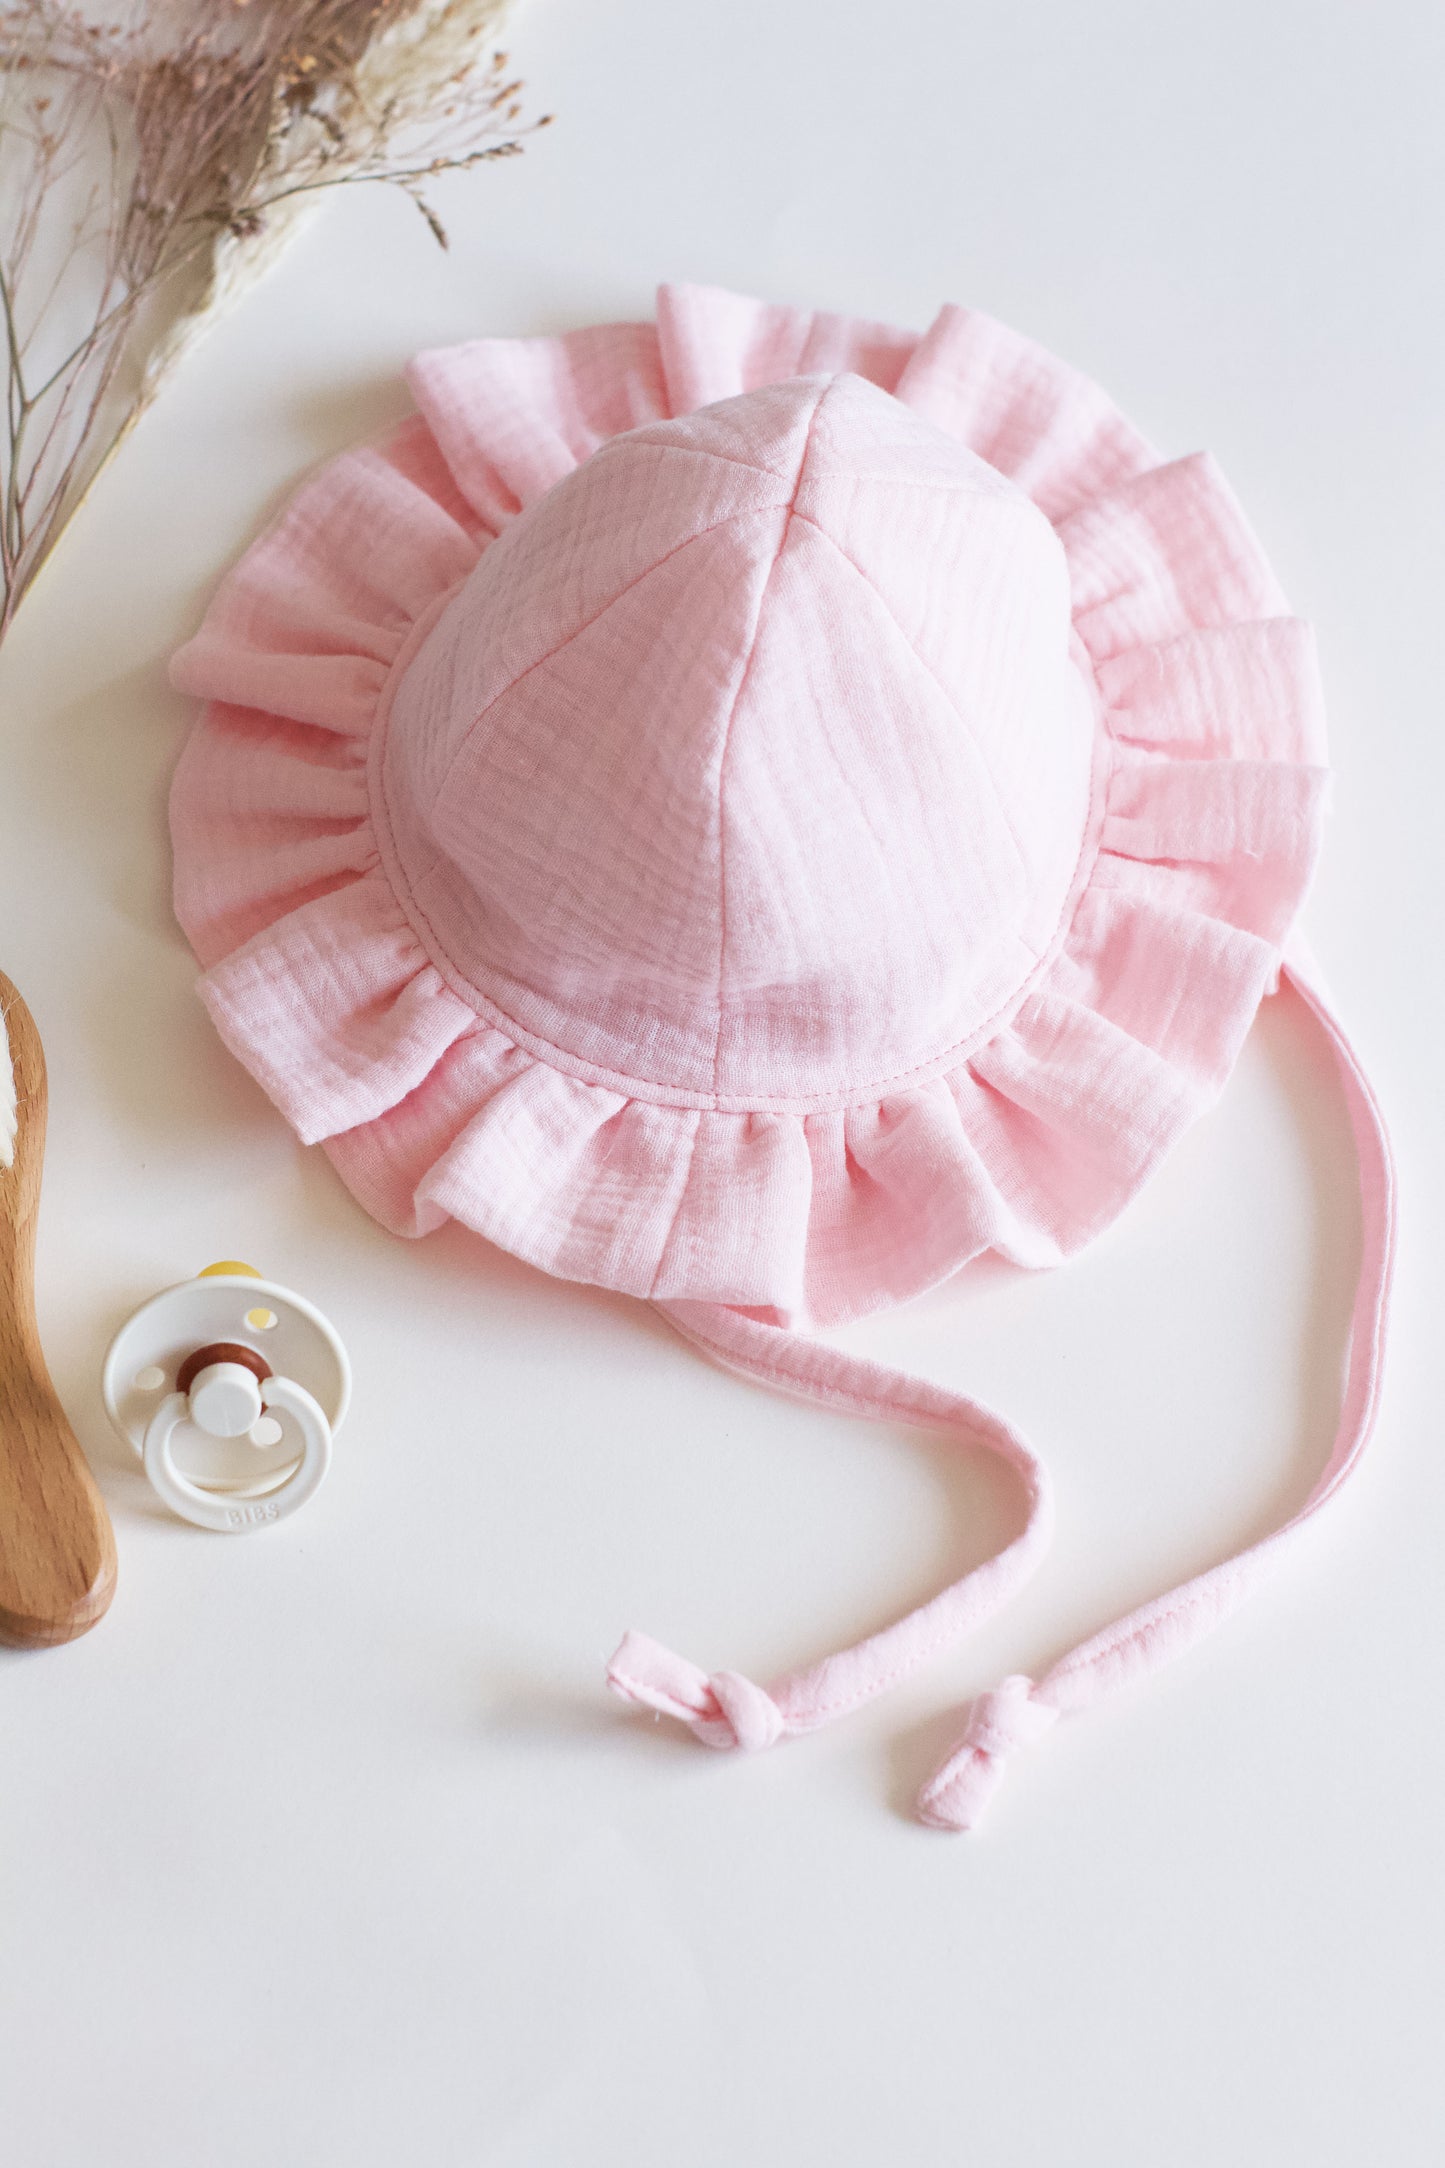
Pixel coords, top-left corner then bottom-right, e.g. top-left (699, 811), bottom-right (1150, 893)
top-left (1, 3), bottom-right (1441, 2162)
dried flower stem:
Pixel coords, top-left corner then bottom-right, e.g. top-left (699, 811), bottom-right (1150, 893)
top-left (0, 0), bottom-right (547, 645)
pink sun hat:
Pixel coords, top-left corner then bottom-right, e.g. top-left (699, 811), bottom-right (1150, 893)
top-left (169, 283), bottom-right (1393, 1831)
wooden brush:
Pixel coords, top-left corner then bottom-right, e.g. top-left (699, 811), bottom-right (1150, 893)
top-left (0, 973), bottom-right (116, 1645)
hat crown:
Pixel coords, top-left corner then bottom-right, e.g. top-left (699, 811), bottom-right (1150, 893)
top-left (381, 371), bottom-right (1095, 1107)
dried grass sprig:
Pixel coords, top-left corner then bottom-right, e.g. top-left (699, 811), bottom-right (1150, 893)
top-left (0, 0), bottom-right (547, 644)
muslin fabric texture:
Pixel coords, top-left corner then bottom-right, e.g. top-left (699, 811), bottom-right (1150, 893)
top-left (169, 284), bottom-right (1393, 1831)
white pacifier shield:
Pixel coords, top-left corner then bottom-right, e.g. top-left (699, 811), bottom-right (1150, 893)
top-left (103, 1271), bottom-right (350, 1532)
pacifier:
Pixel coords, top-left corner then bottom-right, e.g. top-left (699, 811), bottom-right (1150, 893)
top-left (102, 1263), bottom-right (350, 1531)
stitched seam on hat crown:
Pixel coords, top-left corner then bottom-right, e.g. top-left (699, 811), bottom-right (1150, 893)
top-left (710, 384), bottom-right (829, 1097)
top-left (790, 507), bottom-right (1048, 896)
top-left (627, 429), bottom-right (1047, 494)
top-left (371, 677), bottom-right (1114, 1115)
top-left (424, 496), bottom-right (796, 818)
top-left (408, 374), bottom-right (1055, 842)
top-left (367, 400), bottom-right (1116, 1114)
top-left (425, 374), bottom-right (1045, 815)
top-left (369, 635), bottom-right (1114, 1112)
top-left (603, 432), bottom-right (813, 483)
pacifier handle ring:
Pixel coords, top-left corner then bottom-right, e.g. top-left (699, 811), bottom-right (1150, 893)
top-left (143, 1376), bottom-right (333, 1533)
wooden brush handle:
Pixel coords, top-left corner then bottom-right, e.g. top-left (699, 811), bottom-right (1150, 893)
top-left (0, 974), bottom-right (115, 1645)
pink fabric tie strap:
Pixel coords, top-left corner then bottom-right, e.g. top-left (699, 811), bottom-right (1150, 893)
top-left (608, 956), bottom-right (1394, 1833)
top-left (606, 1306), bottom-right (1054, 1747)
top-left (919, 953), bottom-right (1395, 1830)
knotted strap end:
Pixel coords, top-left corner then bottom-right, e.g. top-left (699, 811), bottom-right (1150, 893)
top-left (606, 1628), bottom-right (712, 1724)
top-left (916, 1675), bottom-right (1058, 1833)
top-left (606, 1629), bottom-right (785, 1752)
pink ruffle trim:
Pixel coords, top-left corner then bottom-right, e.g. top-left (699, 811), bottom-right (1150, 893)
top-left (170, 283), bottom-right (1327, 1326)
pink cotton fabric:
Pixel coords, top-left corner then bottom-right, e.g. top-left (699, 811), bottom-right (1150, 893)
top-left (169, 284), bottom-right (1390, 1832)
top-left (170, 285), bottom-right (1326, 1327)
